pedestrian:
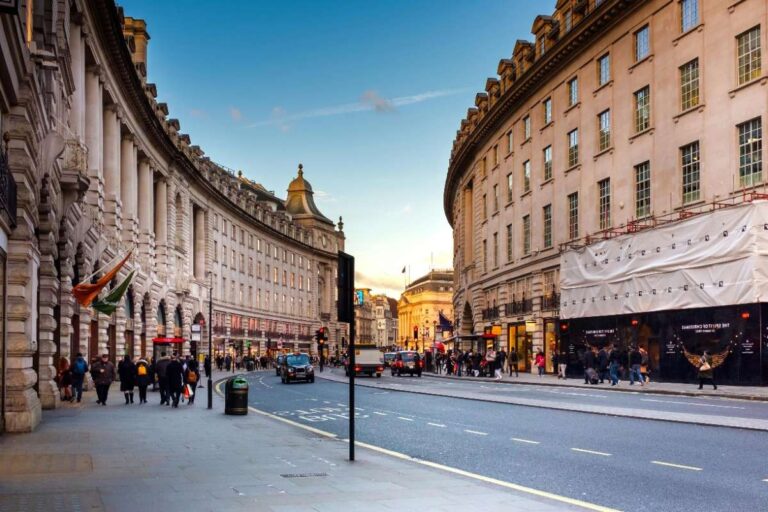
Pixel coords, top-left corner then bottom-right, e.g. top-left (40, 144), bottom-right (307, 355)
top-left (582, 347), bottom-right (596, 384)
top-left (697, 351), bottom-right (717, 390)
top-left (117, 355), bottom-right (136, 404)
top-left (91, 353), bottom-right (116, 406)
top-left (155, 351), bottom-right (171, 405)
top-left (534, 350), bottom-right (545, 377)
top-left (70, 352), bottom-right (88, 403)
top-left (597, 346), bottom-right (609, 384)
top-left (639, 345), bottom-right (650, 383)
top-left (185, 359), bottom-right (200, 405)
top-left (498, 348), bottom-right (507, 376)
top-left (608, 345), bottom-right (621, 386)
top-left (135, 357), bottom-right (151, 404)
top-left (493, 349), bottom-right (503, 380)
top-left (629, 346), bottom-right (644, 386)
top-left (166, 355), bottom-right (184, 408)
top-left (508, 348), bottom-right (518, 377)
top-left (204, 355), bottom-right (211, 379)
top-left (56, 357), bottom-right (73, 402)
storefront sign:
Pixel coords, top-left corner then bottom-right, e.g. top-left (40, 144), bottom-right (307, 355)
top-left (741, 339), bottom-right (755, 355)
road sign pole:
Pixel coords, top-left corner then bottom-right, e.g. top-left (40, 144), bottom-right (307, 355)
top-left (337, 252), bottom-right (355, 461)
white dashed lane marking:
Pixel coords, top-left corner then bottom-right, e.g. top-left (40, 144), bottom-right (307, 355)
top-left (640, 398), bottom-right (745, 410)
top-left (398, 416), bottom-right (414, 422)
top-left (571, 448), bottom-right (612, 457)
top-left (427, 422), bottom-right (446, 428)
top-left (372, 411), bottom-right (387, 416)
top-left (651, 461), bottom-right (702, 471)
top-left (464, 429), bottom-right (488, 436)
top-left (511, 438), bottom-right (540, 444)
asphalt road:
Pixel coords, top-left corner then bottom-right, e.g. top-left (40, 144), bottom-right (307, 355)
top-left (244, 371), bottom-right (768, 512)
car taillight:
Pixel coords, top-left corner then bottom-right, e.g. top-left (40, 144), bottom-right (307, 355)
top-left (355, 366), bottom-right (361, 372)
top-left (377, 367), bottom-right (383, 371)
top-left (419, 361), bottom-right (424, 368)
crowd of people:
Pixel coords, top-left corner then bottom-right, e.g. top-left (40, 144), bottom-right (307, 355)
top-left (55, 351), bottom-right (213, 407)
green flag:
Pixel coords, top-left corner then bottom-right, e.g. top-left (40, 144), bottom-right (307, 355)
top-left (92, 270), bottom-right (135, 316)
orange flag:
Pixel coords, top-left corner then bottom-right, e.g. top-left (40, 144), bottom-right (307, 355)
top-left (72, 252), bottom-right (132, 308)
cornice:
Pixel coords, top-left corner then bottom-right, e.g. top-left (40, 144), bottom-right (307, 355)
top-left (443, 0), bottom-right (643, 226)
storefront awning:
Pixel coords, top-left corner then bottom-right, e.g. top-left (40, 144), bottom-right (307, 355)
top-left (152, 337), bottom-right (185, 344)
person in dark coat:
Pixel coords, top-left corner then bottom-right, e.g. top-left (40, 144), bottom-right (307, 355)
top-left (629, 346), bottom-right (644, 386)
top-left (166, 355), bottom-right (184, 408)
top-left (117, 355), bottom-right (136, 404)
top-left (583, 347), bottom-right (596, 384)
top-left (185, 360), bottom-right (200, 405)
top-left (508, 349), bottom-right (519, 377)
top-left (697, 351), bottom-right (717, 390)
top-left (203, 355), bottom-right (211, 379)
top-left (70, 352), bottom-right (89, 403)
top-left (135, 358), bottom-right (152, 404)
top-left (155, 352), bottom-right (171, 405)
top-left (597, 347), bottom-right (609, 384)
top-left (91, 354), bottom-right (116, 406)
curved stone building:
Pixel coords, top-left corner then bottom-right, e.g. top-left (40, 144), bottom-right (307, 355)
top-left (444, 0), bottom-right (767, 377)
top-left (0, 0), bottom-right (346, 432)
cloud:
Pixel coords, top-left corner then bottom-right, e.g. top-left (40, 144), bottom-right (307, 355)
top-left (355, 271), bottom-right (405, 296)
top-left (248, 87), bottom-right (469, 128)
top-left (270, 106), bottom-right (291, 133)
top-left (314, 190), bottom-right (337, 203)
top-left (360, 90), bottom-right (394, 113)
top-left (230, 107), bottom-right (243, 122)
top-left (189, 108), bottom-right (206, 118)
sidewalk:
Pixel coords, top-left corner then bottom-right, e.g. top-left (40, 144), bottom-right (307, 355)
top-left (425, 368), bottom-right (768, 401)
top-left (0, 372), bottom-right (584, 512)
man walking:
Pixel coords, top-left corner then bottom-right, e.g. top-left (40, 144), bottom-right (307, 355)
top-left (629, 346), bottom-right (644, 386)
top-left (155, 351), bottom-right (171, 405)
top-left (70, 352), bottom-right (89, 403)
top-left (91, 354), bottom-right (115, 406)
top-left (608, 345), bottom-right (621, 386)
top-left (583, 347), bottom-right (596, 385)
top-left (508, 348), bottom-right (518, 377)
top-left (166, 355), bottom-right (184, 408)
top-left (597, 346), bottom-right (609, 384)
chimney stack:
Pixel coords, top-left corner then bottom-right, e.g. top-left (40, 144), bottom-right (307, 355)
top-left (122, 16), bottom-right (150, 81)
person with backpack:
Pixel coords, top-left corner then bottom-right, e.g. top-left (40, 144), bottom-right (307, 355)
top-left (184, 359), bottom-right (200, 405)
top-left (70, 353), bottom-right (88, 403)
top-left (117, 355), bottom-right (136, 404)
top-left (135, 357), bottom-right (151, 404)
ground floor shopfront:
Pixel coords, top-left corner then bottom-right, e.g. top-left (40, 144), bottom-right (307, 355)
top-left (559, 303), bottom-right (768, 386)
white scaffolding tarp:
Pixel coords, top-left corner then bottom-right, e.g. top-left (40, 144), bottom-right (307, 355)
top-left (560, 201), bottom-right (768, 319)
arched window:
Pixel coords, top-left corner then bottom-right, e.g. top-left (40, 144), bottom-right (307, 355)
top-left (156, 300), bottom-right (166, 336)
top-left (124, 286), bottom-right (134, 318)
top-left (174, 305), bottom-right (183, 337)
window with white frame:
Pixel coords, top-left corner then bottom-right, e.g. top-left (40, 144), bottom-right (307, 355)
top-left (568, 77), bottom-right (578, 106)
top-left (568, 129), bottom-right (579, 167)
top-left (543, 204), bottom-right (552, 248)
top-left (543, 98), bottom-right (552, 124)
top-left (634, 25), bottom-right (649, 61)
top-left (522, 215), bottom-right (531, 255)
top-left (493, 232), bottom-right (499, 268)
top-left (493, 184), bottom-right (499, 212)
top-left (543, 146), bottom-right (552, 181)
top-left (598, 110), bottom-right (611, 151)
top-left (681, 141), bottom-right (701, 204)
top-left (597, 54), bottom-right (610, 86)
top-left (506, 224), bottom-right (513, 262)
top-left (634, 86), bottom-right (650, 133)
top-left (507, 131), bottom-right (513, 153)
top-left (680, 59), bottom-right (699, 111)
top-left (568, 192), bottom-right (579, 240)
top-left (737, 26), bottom-right (762, 85)
top-left (506, 173), bottom-right (513, 202)
top-left (738, 117), bottom-right (763, 187)
top-left (523, 160), bottom-right (531, 192)
top-left (681, 0), bottom-right (699, 32)
top-left (598, 178), bottom-right (611, 230)
top-left (635, 161), bottom-right (651, 218)
top-left (523, 115), bottom-right (531, 140)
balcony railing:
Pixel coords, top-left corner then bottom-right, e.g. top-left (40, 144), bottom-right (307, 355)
top-left (504, 299), bottom-right (533, 316)
top-left (481, 306), bottom-right (499, 321)
top-left (541, 293), bottom-right (561, 311)
top-left (0, 138), bottom-right (17, 229)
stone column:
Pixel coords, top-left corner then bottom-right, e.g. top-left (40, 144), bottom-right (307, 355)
top-left (102, 104), bottom-right (121, 237)
top-left (68, 23), bottom-right (85, 139)
top-left (194, 207), bottom-right (206, 279)
top-left (137, 160), bottom-right (155, 273)
top-left (154, 178), bottom-right (168, 273)
top-left (120, 135), bottom-right (138, 245)
top-left (84, 66), bottom-right (103, 214)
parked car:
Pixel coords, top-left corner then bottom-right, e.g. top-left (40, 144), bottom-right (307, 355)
top-left (391, 351), bottom-right (423, 377)
top-left (280, 352), bottom-right (315, 384)
top-left (275, 354), bottom-right (286, 376)
top-left (383, 352), bottom-right (397, 368)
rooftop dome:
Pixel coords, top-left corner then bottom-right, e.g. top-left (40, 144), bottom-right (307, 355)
top-left (285, 163), bottom-right (333, 224)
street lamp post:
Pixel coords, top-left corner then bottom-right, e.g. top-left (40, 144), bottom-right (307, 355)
top-left (207, 272), bottom-right (213, 410)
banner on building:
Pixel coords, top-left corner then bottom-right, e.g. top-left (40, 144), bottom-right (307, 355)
top-left (560, 201), bottom-right (768, 319)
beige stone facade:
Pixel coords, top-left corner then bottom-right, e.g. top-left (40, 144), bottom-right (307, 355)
top-left (397, 271), bottom-right (454, 351)
top-left (444, 0), bottom-right (767, 373)
top-left (0, 0), bottom-right (345, 432)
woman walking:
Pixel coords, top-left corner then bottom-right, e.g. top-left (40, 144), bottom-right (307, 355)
top-left (135, 357), bottom-right (151, 403)
top-left (56, 357), bottom-right (73, 402)
top-left (534, 350), bottom-right (546, 377)
top-left (117, 355), bottom-right (136, 404)
top-left (185, 359), bottom-right (200, 405)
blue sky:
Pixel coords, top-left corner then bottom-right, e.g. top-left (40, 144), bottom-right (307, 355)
top-left (122, 0), bottom-right (544, 297)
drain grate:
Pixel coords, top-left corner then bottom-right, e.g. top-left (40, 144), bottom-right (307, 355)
top-left (280, 472), bottom-right (328, 478)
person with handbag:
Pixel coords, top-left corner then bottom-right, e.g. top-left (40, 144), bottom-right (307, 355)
top-left (698, 351), bottom-right (717, 390)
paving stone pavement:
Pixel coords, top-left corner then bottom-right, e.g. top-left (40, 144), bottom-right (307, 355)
top-left (0, 374), bottom-right (584, 512)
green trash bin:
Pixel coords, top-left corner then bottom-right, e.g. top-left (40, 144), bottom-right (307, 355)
top-left (224, 376), bottom-right (249, 415)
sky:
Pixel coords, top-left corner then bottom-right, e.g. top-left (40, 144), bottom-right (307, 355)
top-left (121, 0), bottom-right (544, 297)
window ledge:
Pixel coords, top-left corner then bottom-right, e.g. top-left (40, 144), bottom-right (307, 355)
top-left (564, 102), bottom-right (581, 116)
top-left (675, 199), bottom-right (705, 211)
top-left (491, 164), bottom-right (500, 172)
top-left (673, 103), bottom-right (705, 123)
top-left (539, 121), bottom-right (554, 133)
top-left (728, 1), bottom-right (747, 13)
top-left (491, 211), bottom-right (500, 218)
top-left (505, 200), bottom-right (515, 208)
top-left (672, 23), bottom-right (704, 46)
top-left (628, 127), bottom-right (654, 143)
top-left (729, 76), bottom-right (768, 98)
top-left (521, 137), bottom-right (532, 147)
top-left (593, 80), bottom-right (613, 96)
top-left (540, 177), bottom-right (554, 188)
top-left (565, 163), bottom-right (581, 174)
top-left (593, 146), bottom-right (614, 160)
top-left (541, 246), bottom-right (555, 253)
top-left (628, 54), bottom-right (653, 73)
top-left (521, 253), bottom-right (532, 260)
top-left (520, 190), bottom-right (532, 199)
top-left (505, 150), bottom-right (514, 160)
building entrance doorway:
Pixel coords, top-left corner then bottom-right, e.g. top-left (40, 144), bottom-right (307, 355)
top-left (508, 322), bottom-right (531, 373)
top-left (544, 319), bottom-right (558, 374)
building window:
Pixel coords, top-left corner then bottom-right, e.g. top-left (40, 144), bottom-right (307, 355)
top-left (481, 157), bottom-right (487, 176)
top-left (568, 192), bottom-right (579, 240)
top-left (523, 160), bottom-right (531, 192)
top-left (681, 0), bottom-right (699, 32)
top-left (493, 184), bottom-right (499, 212)
top-left (522, 215), bottom-right (531, 255)
top-left (635, 161), bottom-right (651, 218)
top-left (598, 110), bottom-right (611, 151)
top-left (493, 145), bottom-right (499, 166)
top-left (634, 86), bottom-right (650, 133)
top-left (539, 36), bottom-right (546, 57)
top-left (737, 26), bottom-right (762, 85)
top-left (523, 115), bottom-right (531, 140)
top-left (568, 129), bottom-right (579, 167)
top-left (507, 131), bottom-right (514, 153)
top-left (564, 9), bottom-right (572, 32)
top-left (543, 146), bottom-right (552, 181)
top-left (680, 59), bottom-right (699, 111)
top-left (482, 239), bottom-right (487, 272)
top-left (597, 54), bottom-right (610, 86)
top-left (567, 77), bottom-right (578, 106)
top-left (681, 141), bottom-right (701, 204)
top-left (506, 224), bottom-right (513, 261)
top-left (634, 25), bottom-right (650, 62)
top-left (482, 194), bottom-right (487, 220)
top-left (493, 232), bottom-right (499, 268)
top-left (506, 173), bottom-right (513, 202)
top-left (213, 241), bottom-right (218, 262)
top-left (543, 98), bottom-right (552, 124)
top-left (543, 204), bottom-right (552, 248)
top-left (598, 178), bottom-right (611, 230)
top-left (738, 117), bottom-right (763, 187)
